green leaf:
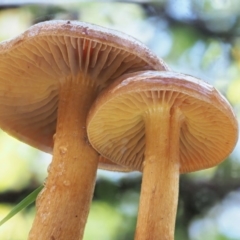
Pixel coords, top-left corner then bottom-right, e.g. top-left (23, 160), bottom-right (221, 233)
top-left (0, 185), bottom-right (43, 226)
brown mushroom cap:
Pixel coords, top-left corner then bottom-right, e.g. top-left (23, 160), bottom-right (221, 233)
top-left (0, 20), bottom-right (168, 170)
top-left (87, 70), bottom-right (238, 173)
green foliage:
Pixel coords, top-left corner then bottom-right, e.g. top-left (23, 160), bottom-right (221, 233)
top-left (0, 186), bottom-right (43, 227)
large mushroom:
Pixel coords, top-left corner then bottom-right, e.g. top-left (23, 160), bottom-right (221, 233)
top-left (0, 21), bottom-right (168, 239)
top-left (87, 71), bottom-right (238, 240)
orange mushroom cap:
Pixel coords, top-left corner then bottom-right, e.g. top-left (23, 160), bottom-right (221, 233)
top-left (0, 20), bottom-right (168, 171)
top-left (87, 71), bottom-right (238, 173)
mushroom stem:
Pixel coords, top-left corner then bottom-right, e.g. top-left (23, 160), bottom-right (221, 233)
top-left (28, 77), bottom-right (98, 240)
top-left (135, 106), bottom-right (183, 240)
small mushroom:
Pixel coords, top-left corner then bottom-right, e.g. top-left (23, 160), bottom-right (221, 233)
top-left (0, 21), bottom-right (168, 239)
top-left (87, 71), bottom-right (238, 240)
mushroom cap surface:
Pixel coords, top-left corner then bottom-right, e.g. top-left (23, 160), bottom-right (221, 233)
top-left (0, 20), bottom-right (168, 170)
top-left (87, 71), bottom-right (238, 173)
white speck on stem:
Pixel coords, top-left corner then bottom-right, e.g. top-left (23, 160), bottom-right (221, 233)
top-left (63, 180), bottom-right (71, 186)
top-left (59, 146), bottom-right (67, 155)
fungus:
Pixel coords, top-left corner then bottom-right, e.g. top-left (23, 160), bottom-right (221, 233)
top-left (0, 21), bottom-right (168, 239)
top-left (87, 70), bottom-right (238, 240)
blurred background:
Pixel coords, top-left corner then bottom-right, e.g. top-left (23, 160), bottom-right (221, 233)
top-left (0, 0), bottom-right (240, 239)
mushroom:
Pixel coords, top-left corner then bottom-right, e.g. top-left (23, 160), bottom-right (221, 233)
top-left (0, 21), bottom-right (168, 239)
top-left (87, 71), bottom-right (238, 240)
